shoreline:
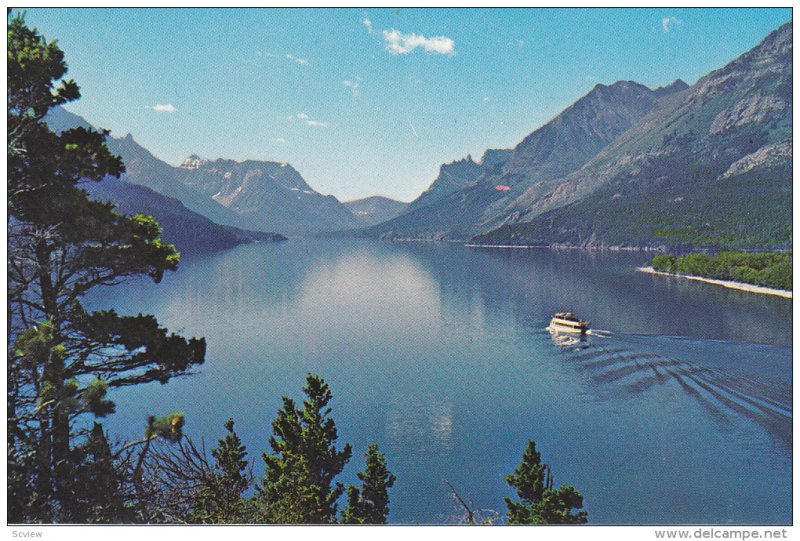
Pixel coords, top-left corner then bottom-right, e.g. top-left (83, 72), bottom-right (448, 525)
top-left (637, 266), bottom-right (792, 299)
top-left (465, 243), bottom-right (660, 252)
top-left (464, 243), bottom-right (547, 249)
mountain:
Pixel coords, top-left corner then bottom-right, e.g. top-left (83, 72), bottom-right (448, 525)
top-left (475, 22), bottom-right (791, 249)
top-left (404, 155), bottom-right (486, 214)
top-left (44, 107), bottom-right (286, 251)
top-left (46, 107), bottom-right (360, 237)
top-left (364, 79), bottom-right (684, 240)
top-left (85, 178), bottom-right (286, 253)
top-left (105, 136), bottom-right (249, 228)
top-left (173, 156), bottom-right (361, 235)
top-left (401, 149), bottom-right (512, 216)
top-left (45, 107), bottom-right (247, 229)
top-left (344, 196), bottom-right (408, 227)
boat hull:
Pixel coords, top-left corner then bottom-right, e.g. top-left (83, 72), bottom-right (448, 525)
top-left (549, 319), bottom-right (589, 334)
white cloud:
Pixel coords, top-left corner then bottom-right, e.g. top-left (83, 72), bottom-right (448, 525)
top-left (483, 96), bottom-right (490, 102)
top-left (382, 29), bottom-right (455, 56)
top-left (148, 103), bottom-right (176, 113)
top-left (296, 112), bottom-right (327, 128)
top-left (517, 39), bottom-right (525, 48)
top-left (661, 16), bottom-right (683, 33)
top-left (362, 17), bottom-right (374, 34)
top-left (286, 53), bottom-right (308, 65)
top-left (273, 137), bottom-right (287, 144)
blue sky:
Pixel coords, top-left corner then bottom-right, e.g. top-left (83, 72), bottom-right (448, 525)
top-left (22, 7), bottom-right (792, 202)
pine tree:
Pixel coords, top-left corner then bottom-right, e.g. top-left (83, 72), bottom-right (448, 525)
top-left (7, 13), bottom-right (205, 522)
top-left (257, 374), bottom-right (352, 524)
top-left (341, 443), bottom-right (396, 524)
top-left (61, 423), bottom-right (129, 523)
top-left (504, 440), bottom-right (587, 524)
top-left (189, 419), bottom-right (251, 523)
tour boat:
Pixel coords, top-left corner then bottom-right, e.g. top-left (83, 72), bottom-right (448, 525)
top-left (549, 312), bottom-right (590, 334)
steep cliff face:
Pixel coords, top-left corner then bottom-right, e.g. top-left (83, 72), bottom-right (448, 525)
top-left (404, 155), bottom-right (486, 215)
top-left (105, 136), bottom-right (248, 228)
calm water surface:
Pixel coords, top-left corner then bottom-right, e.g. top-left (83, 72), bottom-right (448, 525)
top-left (89, 239), bottom-right (792, 524)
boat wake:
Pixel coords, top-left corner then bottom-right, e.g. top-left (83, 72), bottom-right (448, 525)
top-left (586, 329), bottom-right (611, 337)
top-left (553, 338), bottom-right (792, 448)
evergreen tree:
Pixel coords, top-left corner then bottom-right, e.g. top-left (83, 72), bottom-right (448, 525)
top-left (504, 441), bottom-right (587, 525)
top-left (341, 443), bottom-right (395, 524)
top-left (7, 13), bottom-right (205, 522)
top-left (60, 423), bottom-right (129, 523)
top-left (189, 419), bottom-right (251, 524)
top-left (257, 374), bottom-right (352, 524)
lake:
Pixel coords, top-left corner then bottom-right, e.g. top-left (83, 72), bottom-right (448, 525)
top-left (89, 239), bottom-right (792, 524)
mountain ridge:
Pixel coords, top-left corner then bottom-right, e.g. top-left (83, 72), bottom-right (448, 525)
top-left (46, 107), bottom-right (362, 237)
top-left (344, 196), bottom-right (408, 227)
top-left (473, 22), bottom-right (792, 249)
top-left (44, 107), bottom-right (287, 251)
top-left (363, 77), bottom-right (688, 240)
top-left (172, 156), bottom-right (361, 235)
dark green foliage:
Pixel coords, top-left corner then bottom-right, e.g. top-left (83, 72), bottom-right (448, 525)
top-left (651, 250), bottom-right (792, 290)
top-left (473, 165), bottom-right (792, 250)
top-left (505, 441), bottom-right (587, 525)
top-left (7, 438), bottom-right (39, 523)
top-left (7, 13), bottom-right (205, 523)
top-left (144, 413), bottom-right (185, 443)
top-left (257, 374), bottom-right (353, 524)
top-left (651, 254), bottom-right (677, 272)
top-left (60, 423), bottom-right (130, 523)
top-left (341, 443), bottom-right (396, 524)
top-left (189, 419), bottom-right (252, 524)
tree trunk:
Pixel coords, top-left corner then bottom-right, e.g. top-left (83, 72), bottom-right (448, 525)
top-left (35, 239), bottom-right (71, 521)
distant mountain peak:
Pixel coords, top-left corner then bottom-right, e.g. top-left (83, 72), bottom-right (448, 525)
top-left (444, 154), bottom-right (477, 167)
top-left (344, 195), bottom-right (409, 227)
top-left (180, 155), bottom-right (209, 169)
top-left (653, 79), bottom-right (690, 97)
top-left (591, 80), bottom-right (649, 94)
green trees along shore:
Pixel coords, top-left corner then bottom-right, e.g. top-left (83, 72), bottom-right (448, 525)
top-left (651, 251), bottom-right (792, 291)
top-left (7, 13), bottom-right (587, 525)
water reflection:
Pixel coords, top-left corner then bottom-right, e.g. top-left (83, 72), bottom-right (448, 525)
top-left (386, 396), bottom-right (454, 454)
top-left (397, 243), bottom-right (792, 347)
top-left (89, 239), bottom-right (791, 524)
